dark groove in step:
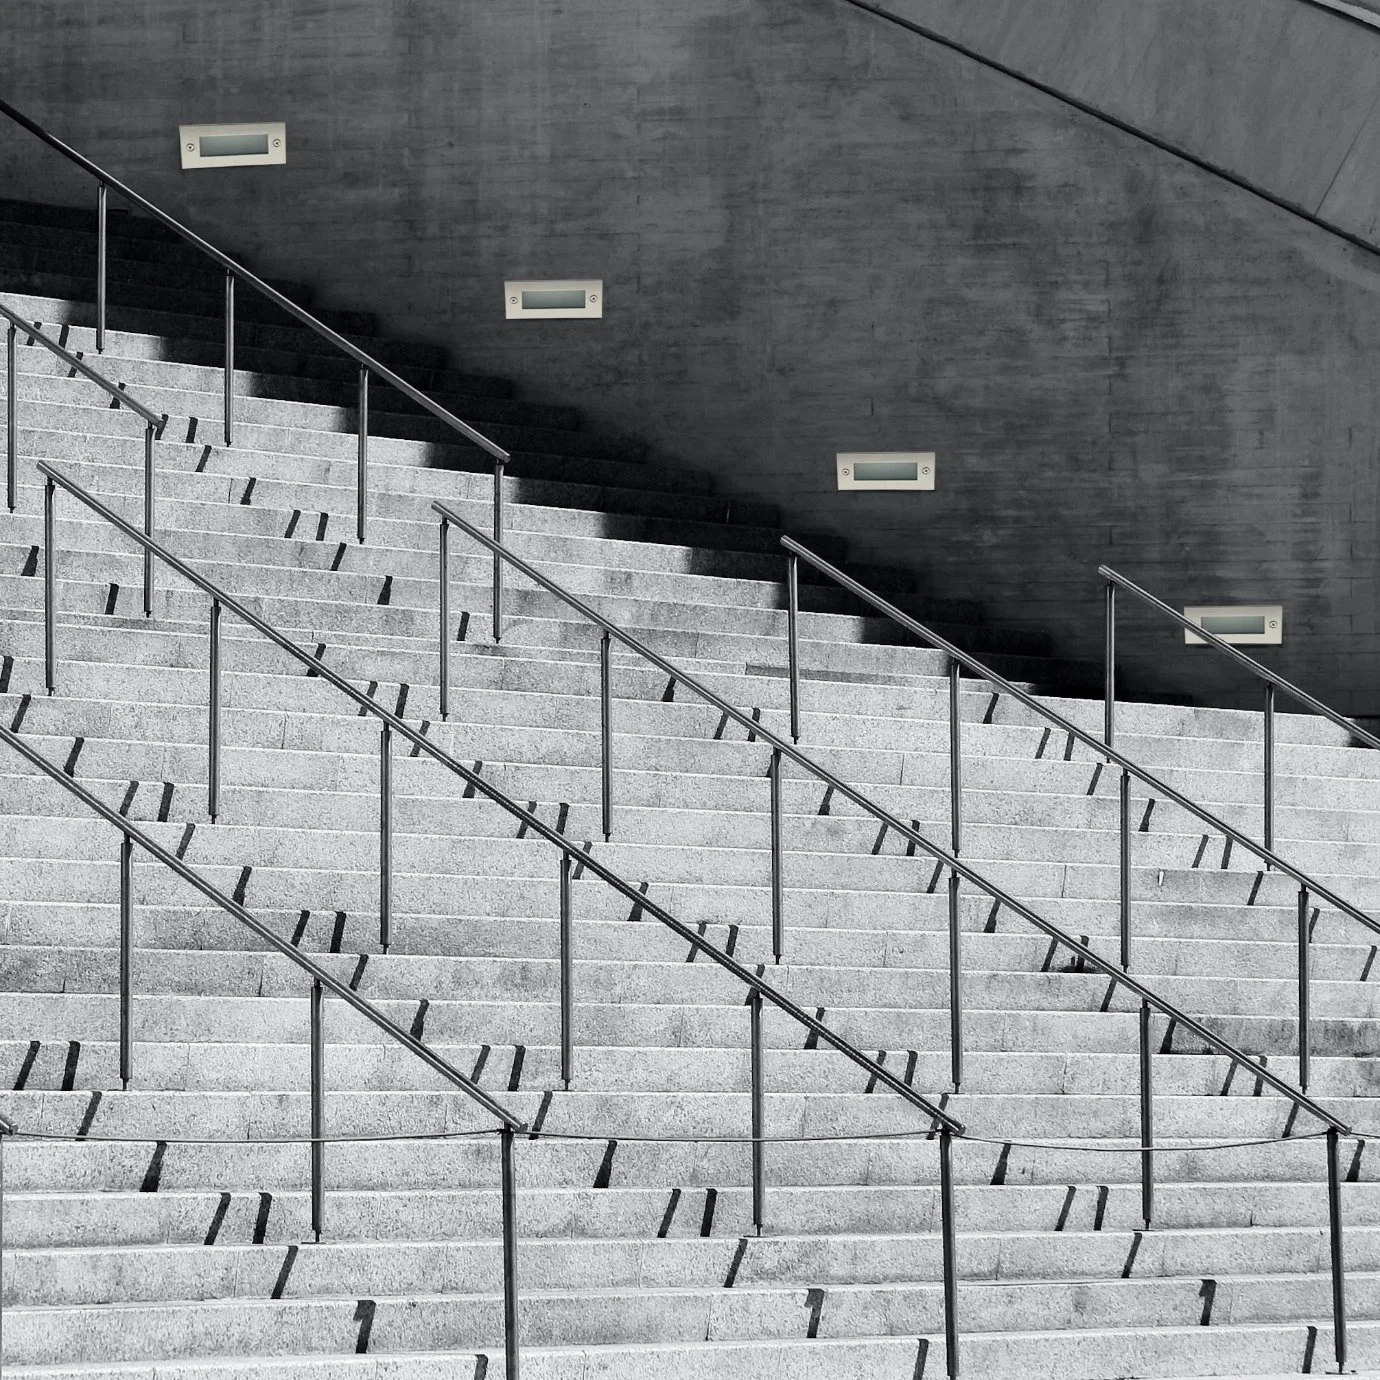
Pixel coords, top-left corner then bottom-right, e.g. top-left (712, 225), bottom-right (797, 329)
top-left (157, 782), bottom-right (174, 822)
top-left (662, 676), bottom-right (676, 702)
top-left (238, 476), bottom-right (256, 506)
top-left (903, 1049), bottom-right (917, 1086)
top-left (1093, 1185), bottom-right (1109, 1231)
top-left (462, 761), bottom-right (483, 798)
top-left (626, 879), bottom-right (647, 921)
top-left (194, 445), bottom-right (211, 474)
top-left (1054, 1185), bottom-right (1075, 1230)
top-left (117, 780), bottom-right (138, 816)
top-left (925, 862), bottom-right (943, 894)
top-left (139, 1140), bottom-right (167, 1193)
top-left (1063, 732), bottom-right (1076, 761)
top-left (983, 902), bottom-right (1000, 932)
top-left (0, 655), bottom-right (11, 691)
top-left (1138, 799), bottom-right (1155, 832)
top-left (657, 1188), bottom-right (681, 1239)
top-left (516, 802), bottom-right (538, 840)
top-left (594, 1139), bottom-right (617, 1189)
top-left (1348, 1140), bottom-right (1366, 1182)
top-left (747, 706), bottom-right (761, 742)
top-left (306, 643), bottom-right (327, 678)
top-left (699, 1187), bottom-right (718, 1237)
top-left (1221, 1060), bottom-right (1237, 1096)
top-left (1034, 727), bottom-right (1050, 760)
top-left (507, 1044), bottom-right (526, 1091)
top-left (353, 1299), bottom-right (376, 1354)
top-left (870, 823), bottom-right (888, 855)
top-left (1098, 980), bottom-right (1116, 1012)
top-left (726, 923), bottom-right (740, 958)
top-left (1282, 1102), bottom-right (1301, 1138)
top-left (394, 683), bottom-right (409, 718)
top-left (377, 574), bottom-right (393, 606)
top-left (1363, 948), bottom-right (1377, 982)
top-left (925, 1092), bottom-right (951, 1140)
top-left (20, 545), bottom-right (37, 577)
top-left (409, 999), bottom-right (429, 1040)
top-left (470, 1045), bottom-right (490, 1083)
top-left (864, 1050), bottom-right (887, 1093)
top-left (204, 1192), bottom-right (231, 1245)
top-left (1220, 837), bottom-right (1234, 870)
top-left (76, 1090), bottom-right (102, 1138)
top-left (571, 840), bottom-right (593, 880)
top-left (1159, 1019), bottom-right (1177, 1055)
top-left (556, 802), bottom-right (571, 837)
top-left (1086, 762), bottom-right (1103, 795)
top-left (232, 865), bottom-right (252, 905)
top-left (1303, 1326), bottom-right (1319, 1374)
top-left (9, 693), bottom-right (31, 732)
top-left (251, 1192), bottom-right (272, 1244)
top-left (291, 911), bottom-right (310, 947)
top-left (474, 1358), bottom-right (489, 1380)
top-left (315, 513), bottom-right (329, 542)
top-left (104, 582), bottom-right (119, 615)
top-left (56, 324), bottom-right (69, 349)
top-left (63, 736), bottom-right (85, 777)
top-left (330, 541), bottom-right (347, 572)
top-left (804, 1286), bottom-right (825, 1339)
top-left (817, 785), bottom-right (834, 816)
top-left (529, 1090), bottom-right (553, 1140)
top-left (270, 1244), bottom-right (299, 1300)
top-left (284, 509), bottom-right (301, 539)
top-left (13, 1040), bottom-right (39, 1091)
top-left (983, 693), bottom-right (999, 724)
top-left (456, 610), bottom-right (471, 642)
top-left (989, 1143), bottom-right (1011, 1186)
top-left (358, 682), bottom-right (378, 716)
top-left (712, 711), bottom-right (729, 741)
top-left (1198, 1278), bottom-right (1217, 1326)
top-left (60, 1040), bottom-right (80, 1090)
top-left (185, 417), bottom-right (197, 444)
top-left (409, 720), bottom-right (430, 757)
top-left (912, 1338), bottom-right (931, 1380)
top-left (347, 954), bottom-right (368, 991)
top-left (1122, 1230), bottom-right (1144, 1278)
top-left (1246, 872), bottom-right (1264, 906)
top-left (174, 823), bottom-right (195, 860)
top-left (724, 1236), bottom-right (749, 1287)
top-left (687, 922), bottom-right (708, 962)
top-left (804, 1008), bottom-right (825, 1051)
top-left (1191, 835), bottom-right (1210, 868)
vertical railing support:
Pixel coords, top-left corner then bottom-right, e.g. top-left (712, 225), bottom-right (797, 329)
top-left (438, 519), bottom-right (450, 721)
top-left (119, 831), bottom-right (134, 1090)
top-left (1139, 999), bottom-right (1154, 1228)
top-left (749, 988), bottom-right (765, 1236)
top-left (5, 320), bottom-right (15, 513)
top-left (492, 460), bottom-right (505, 641)
top-left (44, 474), bottom-right (56, 695)
top-left (142, 422), bottom-right (155, 617)
top-left (786, 554), bottom-right (800, 743)
top-left (939, 1125), bottom-right (959, 1379)
top-left (208, 599), bottom-right (221, 822)
top-left (1119, 770), bottom-right (1131, 969)
top-left (356, 366), bottom-right (369, 545)
top-left (948, 657), bottom-right (963, 1091)
top-left (1263, 681), bottom-right (1276, 857)
top-left (95, 181), bottom-right (108, 355)
top-left (500, 1125), bottom-right (520, 1379)
top-left (223, 271), bottom-right (235, 447)
top-left (1327, 1126), bottom-right (1348, 1372)
top-left (1298, 884), bottom-right (1311, 1090)
top-left (559, 851), bottom-right (573, 1089)
top-left (309, 977), bottom-right (325, 1242)
top-left (600, 630), bottom-right (613, 841)
top-left (769, 747), bottom-right (784, 964)
top-left (379, 723), bottom-right (392, 953)
top-left (1103, 581), bottom-right (1115, 755)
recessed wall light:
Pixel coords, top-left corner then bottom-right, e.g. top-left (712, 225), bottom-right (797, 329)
top-left (179, 123), bottom-right (287, 170)
top-left (836, 453), bottom-right (935, 491)
top-left (505, 280), bottom-right (604, 319)
top-left (1183, 605), bottom-right (1283, 645)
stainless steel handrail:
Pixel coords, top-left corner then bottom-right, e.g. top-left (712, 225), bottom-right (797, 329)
top-left (0, 96), bottom-right (510, 553)
top-left (1101, 566), bottom-right (1380, 853)
top-left (2, 300), bottom-right (163, 615)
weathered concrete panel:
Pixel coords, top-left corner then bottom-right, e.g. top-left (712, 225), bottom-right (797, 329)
top-left (0, 0), bottom-right (1376, 715)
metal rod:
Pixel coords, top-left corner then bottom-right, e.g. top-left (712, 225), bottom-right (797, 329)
top-left (1327, 1125), bottom-right (1348, 1371)
top-left (940, 1125), bottom-right (959, 1378)
top-left (43, 475), bottom-right (55, 694)
top-left (208, 600), bottom-right (221, 822)
top-left (309, 978), bottom-right (325, 1241)
top-left (119, 832), bottom-right (133, 1090)
top-left (6, 320), bottom-right (15, 513)
top-left (600, 630), bottom-right (612, 841)
top-left (142, 423), bottom-right (154, 617)
top-left (501, 1124), bottom-right (520, 1379)
top-left (949, 867), bottom-right (963, 1092)
top-left (1104, 581), bottom-right (1115, 755)
top-left (492, 460), bottom-right (505, 641)
top-left (770, 747), bottom-right (784, 963)
top-left (1119, 769), bottom-right (1131, 970)
top-left (223, 271), bottom-right (234, 447)
top-left (560, 851), bottom-right (573, 1090)
top-left (1263, 681), bottom-right (1276, 857)
top-left (356, 366), bottom-right (368, 544)
top-left (96, 181), bottom-right (107, 354)
top-left (1139, 999), bottom-right (1154, 1228)
top-left (1298, 884), bottom-right (1311, 1091)
top-left (438, 519), bottom-right (450, 721)
top-left (786, 554), bottom-right (800, 743)
top-left (379, 723), bottom-right (392, 954)
top-left (750, 988), bottom-right (765, 1236)
top-left (949, 659), bottom-right (962, 856)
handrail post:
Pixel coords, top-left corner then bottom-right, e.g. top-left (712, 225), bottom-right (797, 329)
top-left (208, 599), bottom-right (221, 822)
top-left (5, 319), bottom-right (15, 512)
top-left (500, 1124), bottom-right (521, 1379)
top-left (750, 988), bottom-right (765, 1236)
top-left (1119, 770), bottom-right (1131, 969)
top-left (1104, 580), bottom-right (1115, 757)
top-left (769, 747), bottom-right (784, 963)
top-left (223, 271), bottom-right (234, 447)
top-left (44, 474), bottom-right (56, 694)
top-left (1327, 1126), bottom-right (1348, 1372)
top-left (1298, 885), bottom-right (1311, 1090)
top-left (119, 831), bottom-right (134, 1090)
top-left (940, 1125), bottom-right (959, 1378)
top-left (380, 723), bottom-right (392, 954)
top-left (1139, 999), bottom-right (1154, 1227)
top-left (95, 181), bottom-right (107, 354)
top-left (142, 422), bottom-right (155, 617)
top-left (560, 852), bottom-right (573, 1089)
top-left (949, 657), bottom-right (963, 1091)
top-left (492, 459), bottom-right (505, 641)
top-left (600, 631), bottom-right (613, 841)
top-left (356, 366), bottom-right (369, 544)
top-left (438, 518), bottom-right (450, 721)
top-left (309, 977), bottom-right (325, 1241)
top-left (786, 554), bottom-right (800, 743)
top-left (1263, 682), bottom-right (1276, 858)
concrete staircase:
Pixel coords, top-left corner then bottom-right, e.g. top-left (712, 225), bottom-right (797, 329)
top-left (1, 196), bottom-right (1379, 1378)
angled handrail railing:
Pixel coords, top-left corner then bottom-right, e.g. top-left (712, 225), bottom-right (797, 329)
top-left (0, 97), bottom-right (510, 573)
top-left (783, 535), bottom-right (1380, 1086)
top-left (1101, 565), bottom-right (1380, 853)
top-left (1, 300), bottom-right (164, 614)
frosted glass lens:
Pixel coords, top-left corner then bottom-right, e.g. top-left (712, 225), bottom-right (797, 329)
top-left (853, 460), bottom-right (919, 482)
top-left (200, 133), bottom-right (271, 157)
top-left (1201, 614), bottom-right (1266, 636)
top-left (521, 289), bottom-right (587, 310)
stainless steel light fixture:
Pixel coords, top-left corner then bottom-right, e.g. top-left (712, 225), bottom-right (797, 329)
top-left (179, 123), bottom-right (287, 170)
top-left (505, 280), bottom-right (604, 319)
top-left (836, 453), bottom-right (935, 490)
top-left (1183, 605), bottom-right (1283, 645)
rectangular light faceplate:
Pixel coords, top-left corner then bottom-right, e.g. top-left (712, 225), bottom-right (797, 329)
top-left (1183, 604), bottom-right (1283, 646)
top-left (837, 453), bottom-right (935, 491)
top-left (505, 280), bottom-right (604, 319)
top-left (180, 123), bottom-right (286, 170)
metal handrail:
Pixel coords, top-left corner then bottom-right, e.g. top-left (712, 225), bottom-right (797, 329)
top-left (0, 97), bottom-right (509, 556)
top-left (2, 300), bottom-right (164, 615)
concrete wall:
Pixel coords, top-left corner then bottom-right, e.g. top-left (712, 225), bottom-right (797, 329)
top-left (1, 0), bottom-right (1378, 716)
